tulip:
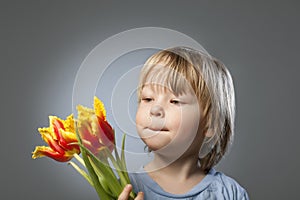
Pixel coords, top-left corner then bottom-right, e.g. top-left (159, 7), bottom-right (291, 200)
top-left (76, 96), bottom-right (115, 157)
top-left (32, 96), bottom-right (135, 200)
top-left (32, 114), bottom-right (80, 162)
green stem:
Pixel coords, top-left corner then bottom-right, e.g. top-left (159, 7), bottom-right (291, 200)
top-left (73, 153), bottom-right (86, 167)
top-left (68, 161), bottom-right (93, 186)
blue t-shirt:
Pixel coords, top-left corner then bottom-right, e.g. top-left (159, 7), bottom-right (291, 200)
top-left (129, 168), bottom-right (249, 199)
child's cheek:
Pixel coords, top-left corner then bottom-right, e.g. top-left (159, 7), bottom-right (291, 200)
top-left (176, 109), bottom-right (200, 139)
top-left (135, 105), bottom-right (149, 129)
top-left (135, 112), bottom-right (144, 138)
top-left (169, 114), bottom-right (181, 132)
top-left (135, 108), bottom-right (143, 126)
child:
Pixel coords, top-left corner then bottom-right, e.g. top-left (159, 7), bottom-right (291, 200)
top-left (118, 47), bottom-right (249, 200)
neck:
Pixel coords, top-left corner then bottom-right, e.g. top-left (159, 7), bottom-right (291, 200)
top-left (145, 152), bottom-right (205, 180)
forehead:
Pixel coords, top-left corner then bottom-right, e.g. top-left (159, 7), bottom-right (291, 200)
top-left (140, 65), bottom-right (195, 96)
top-left (141, 84), bottom-right (174, 94)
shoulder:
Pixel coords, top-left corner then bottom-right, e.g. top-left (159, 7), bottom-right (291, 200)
top-left (129, 168), bottom-right (250, 200)
top-left (209, 169), bottom-right (250, 200)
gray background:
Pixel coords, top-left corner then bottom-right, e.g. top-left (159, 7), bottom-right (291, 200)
top-left (1, 0), bottom-right (299, 199)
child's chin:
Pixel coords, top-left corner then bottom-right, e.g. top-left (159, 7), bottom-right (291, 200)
top-left (142, 137), bottom-right (171, 152)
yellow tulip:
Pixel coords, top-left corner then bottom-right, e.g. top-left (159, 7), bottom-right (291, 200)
top-left (32, 114), bottom-right (80, 162)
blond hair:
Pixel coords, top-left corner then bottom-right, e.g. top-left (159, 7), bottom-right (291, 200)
top-left (137, 47), bottom-right (236, 173)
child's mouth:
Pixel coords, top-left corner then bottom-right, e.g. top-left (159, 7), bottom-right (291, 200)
top-left (147, 127), bottom-right (168, 132)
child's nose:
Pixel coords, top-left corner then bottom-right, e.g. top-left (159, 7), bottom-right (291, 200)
top-left (150, 104), bottom-right (165, 118)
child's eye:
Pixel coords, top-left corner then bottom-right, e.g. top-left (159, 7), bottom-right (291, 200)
top-left (142, 98), bottom-right (153, 102)
top-left (170, 99), bottom-right (181, 105)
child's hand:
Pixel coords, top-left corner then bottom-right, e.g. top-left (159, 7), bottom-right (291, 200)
top-left (118, 184), bottom-right (144, 200)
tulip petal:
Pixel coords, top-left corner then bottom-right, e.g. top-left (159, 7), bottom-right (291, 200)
top-left (94, 96), bottom-right (106, 121)
top-left (32, 146), bottom-right (72, 162)
top-left (33, 114), bottom-right (80, 163)
top-left (50, 116), bottom-right (65, 136)
top-left (50, 116), bottom-right (79, 151)
top-left (91, 114), bottom-right (101, 136)
top-left (50, 116), bottom-right (66, 143)
top-left (38, 127), bottom-right (66, 155)
top-left (60, 129), bottom-right (78, 143)
top-left (59, 129), bottom-right (80, 152)
top-left (64, 114), bottom-right (75, 133)
top-left (39, 127), bottom-right (57, 140)
top-left (98, 119), bottom-right (115, 152)
top-left (77, 105), bottom-right (95, 124)
top-left (78, 122), bottom-right (103, 156)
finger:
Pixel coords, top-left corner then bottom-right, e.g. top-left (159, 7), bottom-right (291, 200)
top-left (135, 192), bottom-right (144, 200)
top-left (118, 184), bottom-right (132, 200)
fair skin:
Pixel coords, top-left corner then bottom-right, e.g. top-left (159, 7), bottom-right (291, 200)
top-left (118, 184), bottom-right (144, 200)
top-left (119, 84), bottom-right (208, 199)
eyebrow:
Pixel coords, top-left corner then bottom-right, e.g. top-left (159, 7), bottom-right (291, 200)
top-left (143, 85), bottom-right (193, 98)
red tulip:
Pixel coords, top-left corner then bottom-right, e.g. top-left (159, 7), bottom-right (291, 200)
top-left (77, 97), bottom-right (115, 157)
top-left (32, 114), bottom-right (80, 162)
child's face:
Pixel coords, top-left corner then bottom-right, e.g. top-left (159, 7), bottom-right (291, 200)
top-left (136, 84), bottom-right (203, 157)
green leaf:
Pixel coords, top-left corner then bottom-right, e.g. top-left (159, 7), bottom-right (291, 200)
top-left (82, 147), bottom-right (111, 200)
top-left (105, 148), bottom-right (127, 186)
top-left (75, 128), bottom-right (111, 200)
top-left (78, 143), bottom-right (123, 197)
top-left (121, 134), bottom-right (130, 183)
top-left (114, 142), bottom-right (122, 168)
top-left (107, 135), bottom-right (135, 199)
top-left (88, 157), bottom-right (114, 197)
top-left (121, 134), bottom-right (135, 199)
top-left (121, 134), bottom-right (126, 170)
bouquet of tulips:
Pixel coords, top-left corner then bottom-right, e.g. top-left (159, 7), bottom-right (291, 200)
top-left (32, 96), bottom-right (136, 200)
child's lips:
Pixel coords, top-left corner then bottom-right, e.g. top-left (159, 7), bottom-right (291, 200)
top-left (146, 127), bottom-right (168, 132)
top-left (141, 127), bottom-right (169, 139)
